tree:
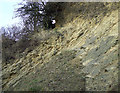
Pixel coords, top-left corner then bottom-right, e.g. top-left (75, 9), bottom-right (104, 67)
top-left (15, 1), bottom-right (64, 30)
top-left (42, 2), bottom-right (63, 29)
top-left (1, 25), bottom-right (32, 64)
top-left (15, 1), bottom-right (45, 31)
top-left (0, 25), bottom-right (24, 41)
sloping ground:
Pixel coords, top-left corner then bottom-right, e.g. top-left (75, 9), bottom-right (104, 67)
top-left (2, 3), bottom-right (119, 91)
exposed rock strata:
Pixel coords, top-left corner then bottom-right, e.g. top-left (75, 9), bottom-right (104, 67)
top-left (2, 3), bottom-right (119, 91)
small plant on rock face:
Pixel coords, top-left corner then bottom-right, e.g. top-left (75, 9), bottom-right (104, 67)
top-left (54, 28), bottom-right (58, 32)
top-left (29, 86), bottom-right (44, 91)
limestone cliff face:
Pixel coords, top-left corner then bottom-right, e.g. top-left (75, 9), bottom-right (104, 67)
top-left (2, 2), bottom-right (119, 91)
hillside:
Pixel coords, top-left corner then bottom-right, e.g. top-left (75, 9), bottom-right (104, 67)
top-left (2, 2), bottom-right (119, 91)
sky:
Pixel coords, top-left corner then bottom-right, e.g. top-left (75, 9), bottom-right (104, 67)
top-left (0, 0), bottom-right (23, 28)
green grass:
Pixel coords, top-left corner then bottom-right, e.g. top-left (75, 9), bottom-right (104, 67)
top-left (29, 86), bottom-right (44, 91)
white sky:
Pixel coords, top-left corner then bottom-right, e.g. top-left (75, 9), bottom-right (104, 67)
top-left (0, 0), bottom-right (23, 28)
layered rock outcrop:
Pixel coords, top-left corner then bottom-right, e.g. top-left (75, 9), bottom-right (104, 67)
top-left (2, 2), bottom-right (119, 91)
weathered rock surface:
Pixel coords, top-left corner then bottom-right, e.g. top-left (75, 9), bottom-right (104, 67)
top-left (2, 2), bottom-right (119, 91)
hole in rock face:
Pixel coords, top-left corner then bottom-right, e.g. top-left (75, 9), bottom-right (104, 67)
top-left (109, 85), bottom-right (112, 88)
top-left (105, 69), bottom-right (108, 72)
top-left (95, 15), bottom-right (98, 17)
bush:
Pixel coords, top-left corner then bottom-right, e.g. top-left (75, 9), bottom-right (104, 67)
top-left (2, 34), bottom-right (16, 64)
